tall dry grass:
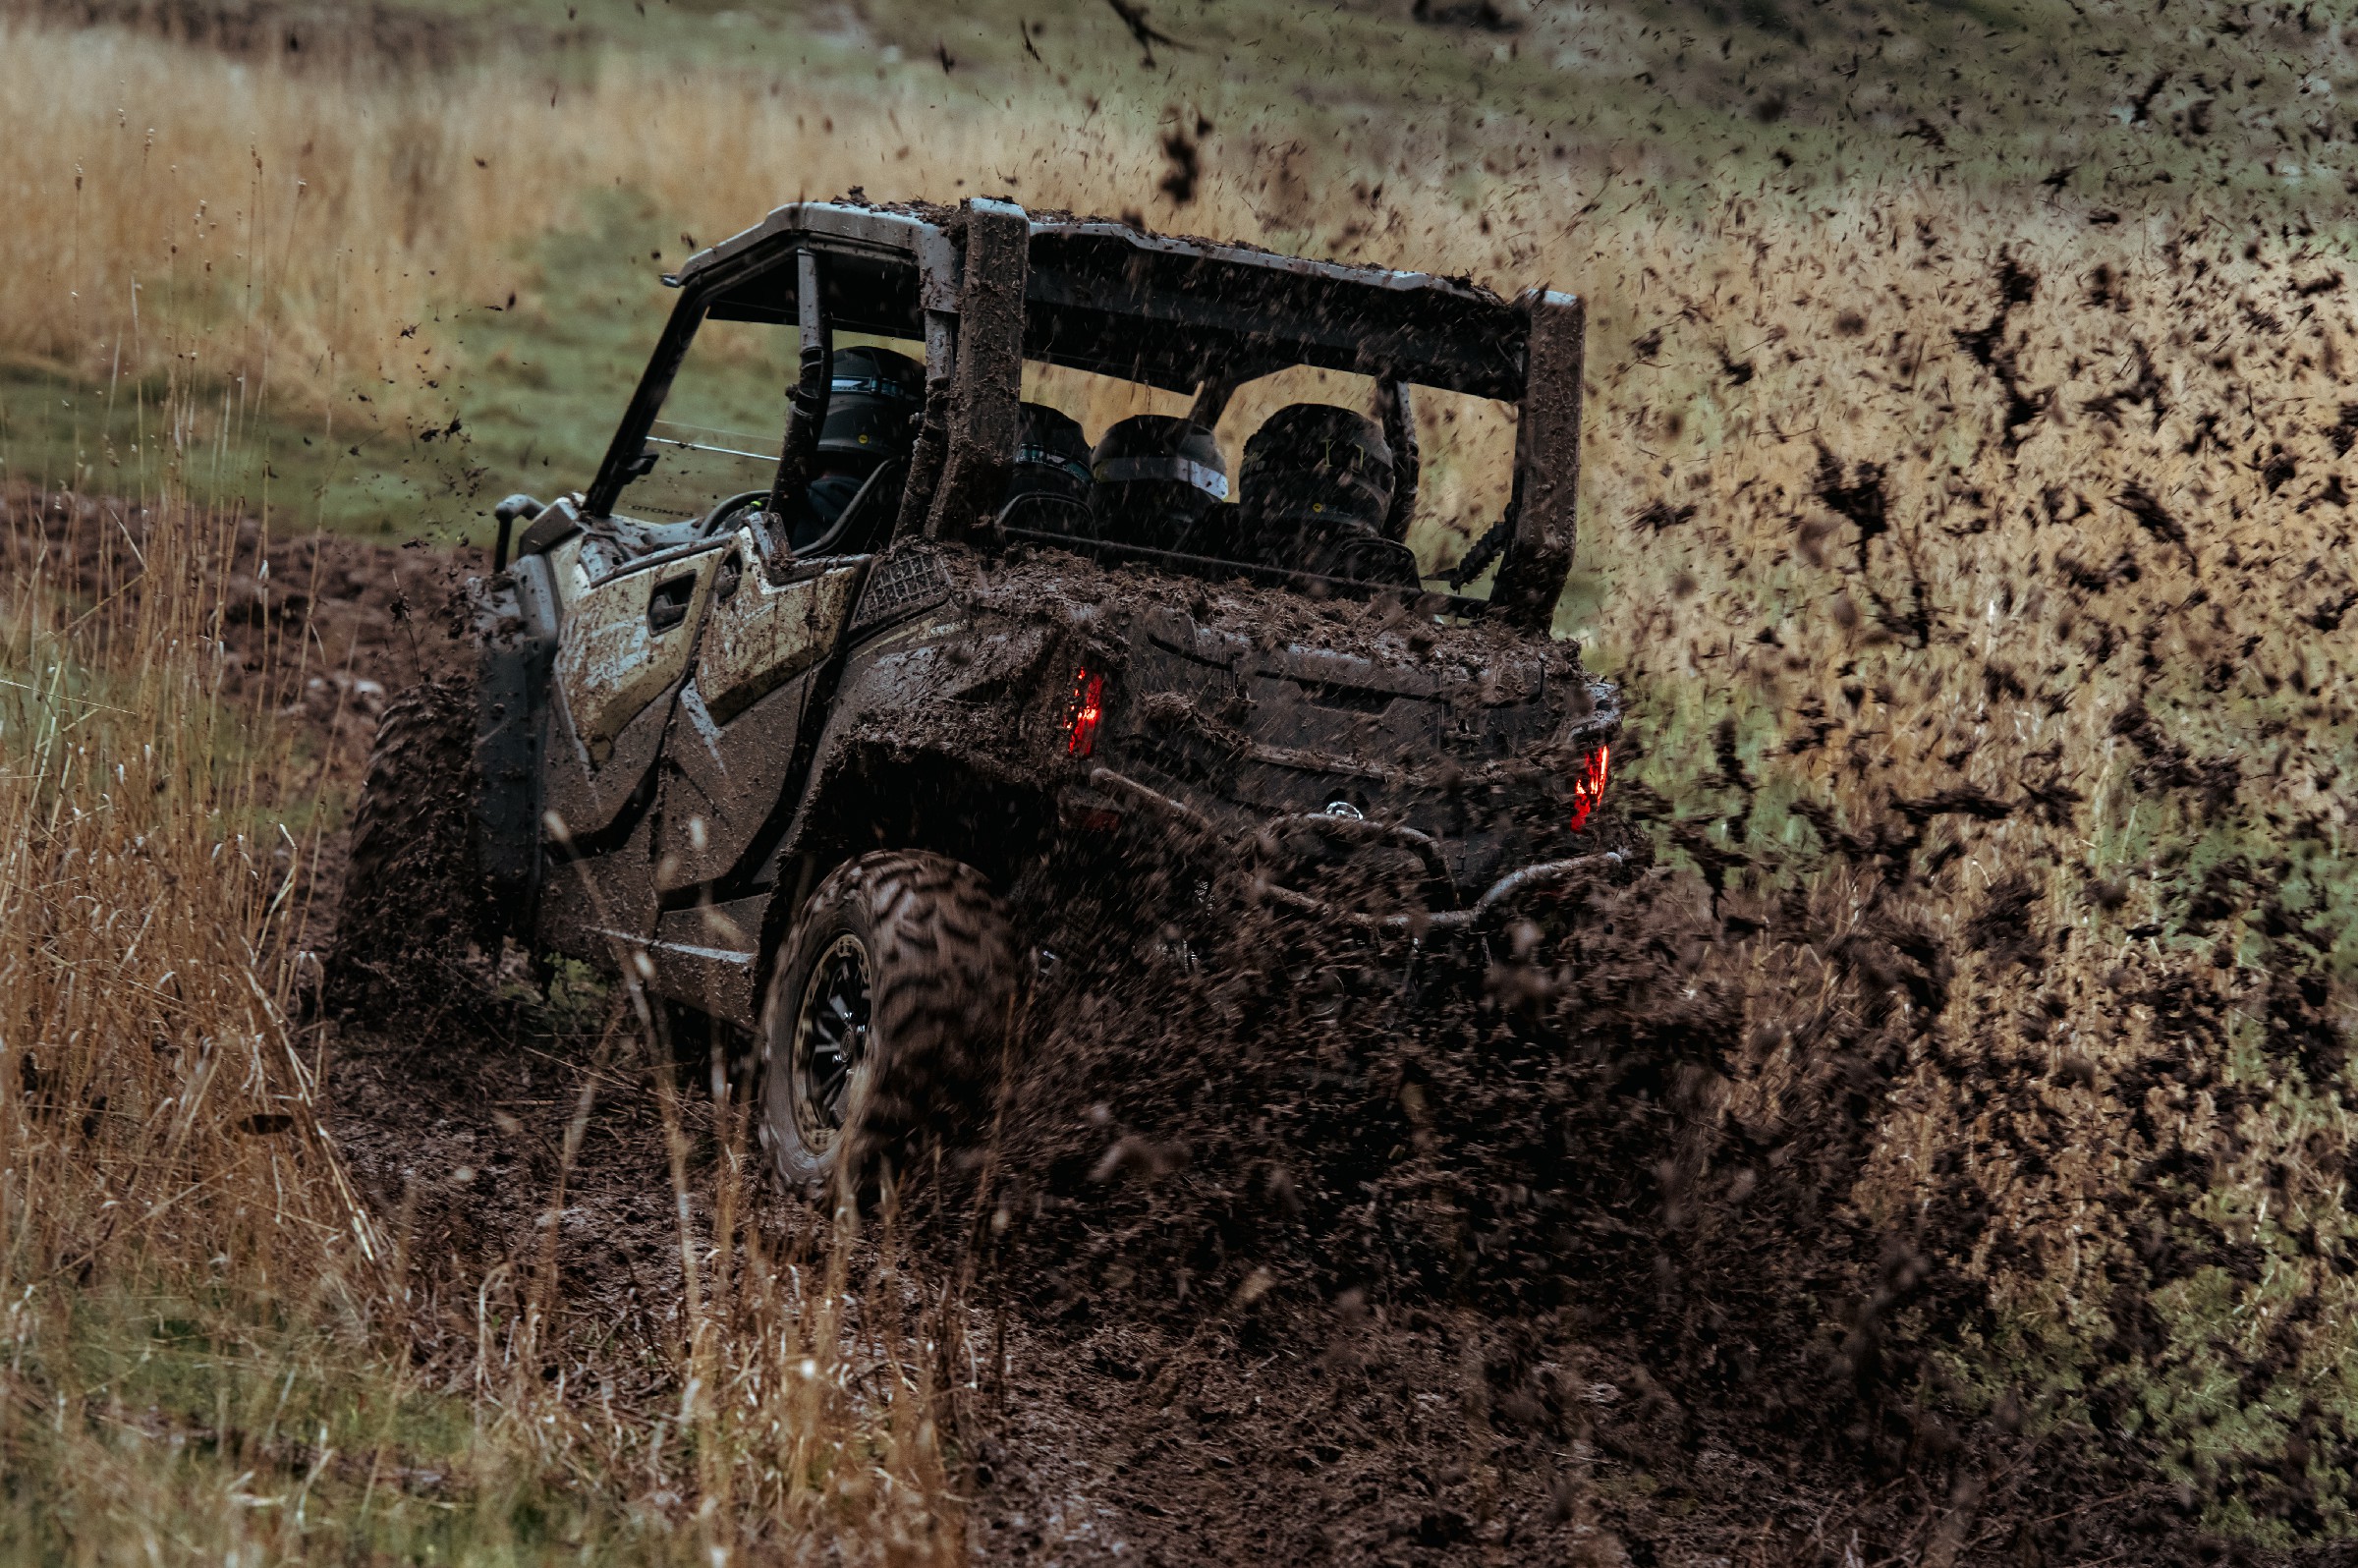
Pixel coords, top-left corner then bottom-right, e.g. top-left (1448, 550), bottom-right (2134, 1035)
top-left (0, 22), bottom-right (1272, 413)
top-left (12, 5), bottom-right (2358, 1540)
top-left (0, 465), bottom-right (965, 1556)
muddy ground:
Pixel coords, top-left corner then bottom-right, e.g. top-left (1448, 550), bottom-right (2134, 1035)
top-left (20, 488), bottom-right (2330, 1566)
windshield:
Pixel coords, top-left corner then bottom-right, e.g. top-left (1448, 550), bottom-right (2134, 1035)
top-left (612, 316), bottom-right (785, 524)
top-left (612, 317), bottom-right (930, 534)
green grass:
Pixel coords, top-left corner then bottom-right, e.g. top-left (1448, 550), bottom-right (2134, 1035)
top-left (416, 194), bottom-right (701, 532)
top-left (0, 1284), bottom-right (695, 1565)
top-left (2, 357), bottom-right (475, 539)
top-left (1, 193), bottom-right (684, 544)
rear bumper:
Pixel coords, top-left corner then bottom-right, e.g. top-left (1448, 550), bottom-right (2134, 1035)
top-left (1251, 850), bottom-right (1626, 934)
top-left (1078, 765), bottom-right (1622, 934)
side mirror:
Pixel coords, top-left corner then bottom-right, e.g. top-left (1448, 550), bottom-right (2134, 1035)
top-left (621, 447), bottom-right (660, 480)
top-left (492, 493), bottom-right (545, 572)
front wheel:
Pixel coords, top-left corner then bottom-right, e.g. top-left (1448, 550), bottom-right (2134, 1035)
top-left (758, 852), bottom-right (1017, 1199)
top-left (327, 676), bottom-right (496, 1021)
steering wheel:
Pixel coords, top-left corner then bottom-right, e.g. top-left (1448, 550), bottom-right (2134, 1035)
top-left (699, 489), bottom-right (770, 538)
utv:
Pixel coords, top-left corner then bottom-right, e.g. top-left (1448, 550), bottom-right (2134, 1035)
top-left (334, 197), bottom-right (1622, 1195)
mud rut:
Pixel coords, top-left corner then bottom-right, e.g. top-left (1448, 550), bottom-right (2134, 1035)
top-left (57, 494), bottom-right (2279, 1567)
top-left (321, 924), bottom-right (1835, 1568)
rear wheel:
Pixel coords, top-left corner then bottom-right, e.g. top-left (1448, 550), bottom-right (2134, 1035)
top-left (758, 852), bottom-right (1017, 1199)
top-left (327, 677), bottom-right (495, 1020)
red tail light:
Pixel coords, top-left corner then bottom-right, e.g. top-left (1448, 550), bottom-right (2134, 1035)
top-left (1063, 667), bottom-right (1105, 758)
top-left (1567, 744), bottom-right (1610, 832)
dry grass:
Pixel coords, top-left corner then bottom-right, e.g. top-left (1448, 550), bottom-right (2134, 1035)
top-left (9, 5), bottom-right (2358, 1547)
top-left (0, 23), bottom-right (1246, 412)
top-left (0, 463), bottom-right (964, 1558)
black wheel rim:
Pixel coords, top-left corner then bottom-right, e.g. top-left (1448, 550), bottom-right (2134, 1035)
top-left (790, 933), bottom-right (871, 1153)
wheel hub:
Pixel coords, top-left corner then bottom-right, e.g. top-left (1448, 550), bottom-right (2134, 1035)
top-left (789, 932), bottom-right (872, 1153)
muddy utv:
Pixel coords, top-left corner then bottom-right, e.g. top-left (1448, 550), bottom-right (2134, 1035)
top-left (334, 197), bottom-right (1622, 1195)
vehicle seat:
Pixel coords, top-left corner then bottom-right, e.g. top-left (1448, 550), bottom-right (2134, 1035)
top-left (1235, 403), bottom-right (1397, 574)
top-left (998, 402), bottom-right (1095, 537)
top-left (790, 458), bottom-right (907, 560)
top-left (1088, 415), bottom-right (1230, 554)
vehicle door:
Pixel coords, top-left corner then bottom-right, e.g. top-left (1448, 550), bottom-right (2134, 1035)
top-left (650, 532), bottom-right (869, 894)
top-left (542, 310), bottom-right (795, 848)
top-left (541, 537), bottom-right (731, 844)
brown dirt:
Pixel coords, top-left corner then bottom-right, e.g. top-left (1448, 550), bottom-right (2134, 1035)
top-left (26, 488), bottom-right (2335, 1564)
top-left (596, 846), bottom-right (2268, 1566)
top-left (954, 870), bottom-right (1973, 1566)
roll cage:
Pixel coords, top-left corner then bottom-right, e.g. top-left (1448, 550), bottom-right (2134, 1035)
top-left (580, 198), bottom-right (1585, 631)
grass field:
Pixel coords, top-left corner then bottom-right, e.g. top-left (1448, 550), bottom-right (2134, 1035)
top-left (11, 0), bottom-right (2358, 1556)
top-left (0, 480), bottom-right (966, 1561)
top-left (4, 0), bottom-right (2345, 532)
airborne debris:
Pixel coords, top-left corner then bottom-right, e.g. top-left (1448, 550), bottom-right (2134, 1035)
top-left (1099, 0), bottom-right (1184, 61)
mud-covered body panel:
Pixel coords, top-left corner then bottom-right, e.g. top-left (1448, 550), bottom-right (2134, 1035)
top-left (474, 534), bottom-right (1614, 1021)
top-left (755, 541), bottom-right (1620, 921)
top-left (695, 541), bottom-right (862, 724)
top-left (954, 544), bottom-right (1619, 900)
top-left (1107, 618), bottom-right (1607, 890)
top-left (767, 551), bottom-right (1070, 876)
top-left (647, 544), bottom-right (870, 898)
top-left (549, 541), bottom-right (723, 763)
top-left (654, 674), bottom-right (806, 895)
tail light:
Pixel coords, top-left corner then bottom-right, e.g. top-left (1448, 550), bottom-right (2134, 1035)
top-left (1063, 667), bottom-right (1106, 758)
top-left (1567, 744), bottom-right (1610, 832)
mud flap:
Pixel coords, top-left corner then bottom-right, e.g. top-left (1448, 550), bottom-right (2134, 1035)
top-left (470, 567), bottom-right (557, 931)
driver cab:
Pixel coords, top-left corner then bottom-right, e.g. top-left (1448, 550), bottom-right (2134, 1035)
top-left (525, 309), bottom-right (918, 881)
